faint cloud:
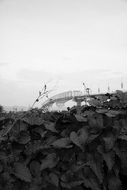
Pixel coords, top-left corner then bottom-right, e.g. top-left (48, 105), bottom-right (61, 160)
top-left (0, 0), bottom-right (4, 3)
top-left (109, 71), bottom-right (127, 78)
top-left (17, 69), bottom-right (61, 88)
top-left (121, 0), bottom-right (127, 2)
top-left (18, 69), bottom-right (52, 82)
top-left (0, 62), bottom-right (10, 67)
top-left (62, 56), bottom-right (72, 61)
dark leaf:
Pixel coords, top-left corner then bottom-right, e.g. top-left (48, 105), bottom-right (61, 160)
top-left (87, 134), bottom-right (100, 143)
top-left (29, 160), bottom-right (41, 177)
top-left (43, 121), bottom-right (58, 133)
top-left (96, 109), bottom-right (108, 114)
top-left (98, 146), bottom-right (115, 170)
top-left (103, 134), bottom-right (116, 152)
top-left (31, 127), bottom-right (47, 138)
top-left (70, 131), bottom-right (84, 150)
top-left (75, 114), bottom-right (87, 122)
top-left (88, 159), bottom-right (103, 184)
top-left (61, 180), bottom-right (84, 189)
top-left (108, 173), bottom-right (122, 190)
top-left (51, 137), bottom-right (72, 148)
top-left (13, 162), bottom-right (32, 182)
top-left (84, 177), bottom-right (101, 190)
top-left (105, 110), bottom-right (120, 117)
top-left (77, 127), bottom-right (88, 145)
top-left (118, 134), bottom-right (127, 141)
top-left (23, 117), bottom-right (44, 126)
top-left (18, 131), bottom-right (31, 144)
top-left (49, 173), bottom-right (59, 187)
top-left (40, 153), bottom-right (58, 170)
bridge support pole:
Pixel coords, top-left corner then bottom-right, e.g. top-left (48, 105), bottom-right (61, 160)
top-left (72, 97), bottom-right (83, 114)
top-left (76, 100), bottom-right (81, 107)
top-left (76, 100), bottom-right (82, 114)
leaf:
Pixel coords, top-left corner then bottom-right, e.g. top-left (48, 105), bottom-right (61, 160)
top-left (71, 163), bottom-right (88, 172)
top-left (75, 114), bottom-right (87, 122)
top-left (13, 162), bottom-right (32, 182)
top-left (0, 116), bottom-right (5, 122)
top-left (43, 121), bottom-right (58, 133)
top-left (84, 177), bottom-right (101, 190)
top-left (61, 180), bottom-right (84, 189)
top-left (105, 113), bottom-right (115, 117)
top-left (32, 127), bottom-right (47, 138)
top-left (29, 160), bottom-right (41, 176)
top-left (18, 131), bottom-right (31, 144)
top-left (0, 151), bottom-right (8, 161)
top-left (18, 120), bottom-right (28, 131)
top-left (77, 127), bottom-right (88, 145)
top-left (83, 110), bottom-right (95, 117)
top-left (60, 171), bottom-right (84, 188)
top-left (0, 122), bottom-right (14, 137)
top-left (114, 144), bottom-right (127, 175)
top-left (61, 174), bottom-right (68, 182)
top-left (112, 120), bottom-right (121, 134)
top-left (118, 134), bottom-right (127, 141)
top-left (24, 140), bottom-right (47, 156)
top-left (96, 114), bottom-right (104, 128)
top-left (110, 96), bottom-right (118, 101)
top-left (88, 113), bottom-right (103, 129)
top-left (103, 134), bottom-right (116, 152)
top-left (70, 131), bottom-right (84, 150)
top-left (98, 146), bottom-right (115, 170)
top-left (45, 135), bottom-right (57, 145)
top-left (51, 137), bottom-right (72, 148)
top-left (105, 110), bottom-right (120, 117)
top-left (87, 134), bottom-right (100, 143)
top-left (96, 109), bottom-right (108, 114)
top-left (88, 159), bottom-right (103, 184)
top-left (49, 173), bottom-right (59, 187)
top-left (108, 174), bottom-right (122, 190)
top-left (40, 153), bottom-right (58, 170)
top-left (23, 116), bottom-right (44, 125)
top-left (88, 116), bottom-right (97, 128)
top-left (60, 129), bottom-right (67, 137)
top-left (88, 98), bottom-right (102, 107)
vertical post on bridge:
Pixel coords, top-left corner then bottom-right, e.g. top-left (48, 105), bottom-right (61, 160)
top-left (74, 98), bottom-right (82, 114)
top-left (77, 101), bottom-right (81, 114)
top-left (77, 100), bottom-right (81, 107)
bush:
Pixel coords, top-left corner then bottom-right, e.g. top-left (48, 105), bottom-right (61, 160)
top-left (0, 91), bottom-right (127, 189)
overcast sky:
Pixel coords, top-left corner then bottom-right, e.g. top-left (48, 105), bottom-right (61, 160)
top-left (0, 0), bottom-right (127, 107)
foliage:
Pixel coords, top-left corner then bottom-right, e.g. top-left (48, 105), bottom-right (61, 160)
top-left (0, 91), bottom-right (127, 189)
top-left (0, 105), bottom-right (4, 113)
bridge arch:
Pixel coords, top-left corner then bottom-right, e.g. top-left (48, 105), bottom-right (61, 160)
top-left (42, 90), bottom-right (82, 108)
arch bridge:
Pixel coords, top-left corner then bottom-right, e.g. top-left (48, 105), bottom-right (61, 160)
top-left (41, 90), bottom-right (109, 109)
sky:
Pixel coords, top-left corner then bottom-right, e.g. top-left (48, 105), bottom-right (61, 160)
top-left (0, 0), bottom-right (127, 107)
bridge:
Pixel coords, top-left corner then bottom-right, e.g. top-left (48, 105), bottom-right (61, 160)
top-left (41, 90), bottom-right (110, 109)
